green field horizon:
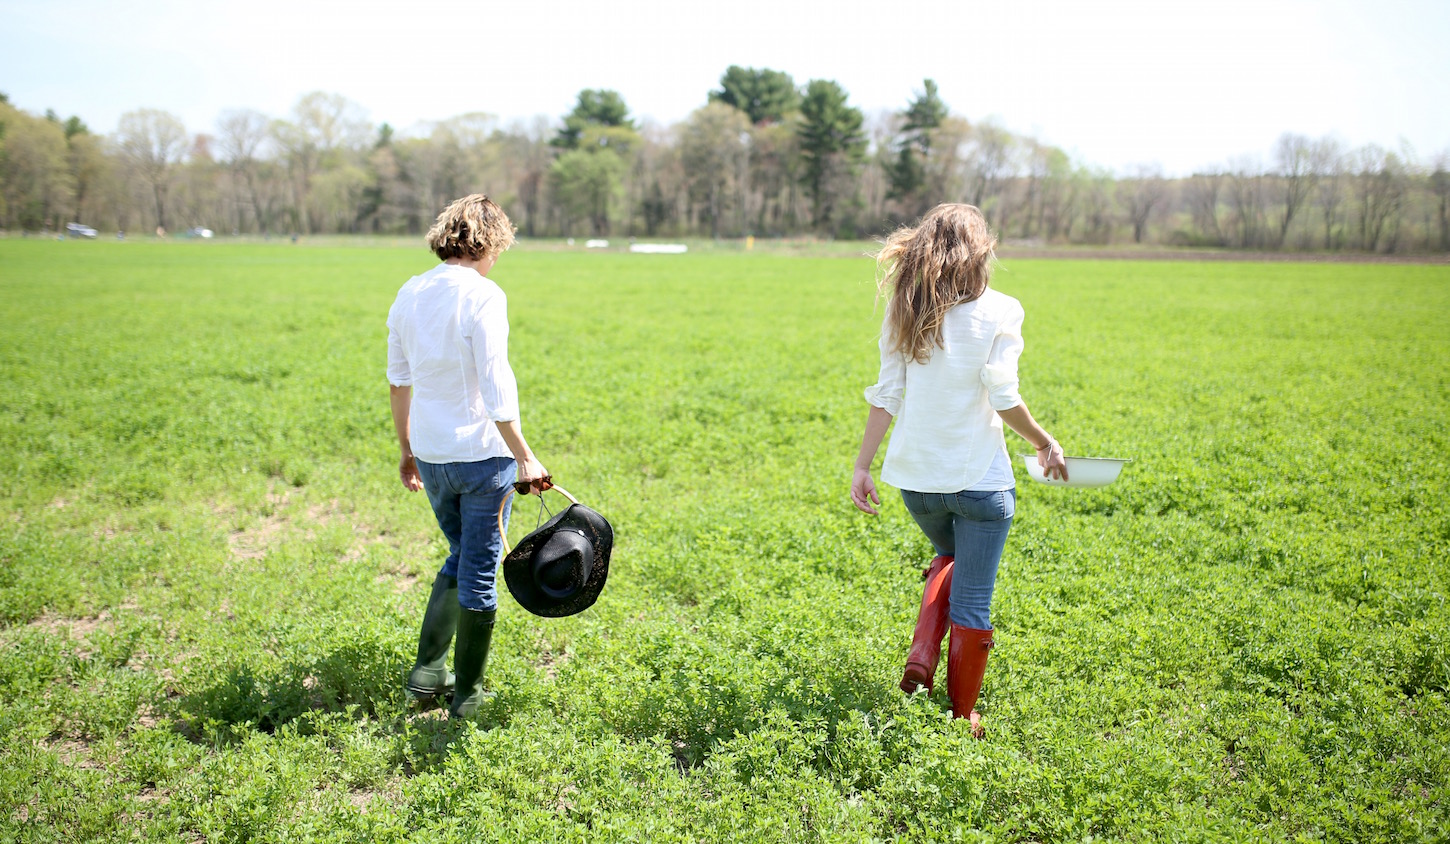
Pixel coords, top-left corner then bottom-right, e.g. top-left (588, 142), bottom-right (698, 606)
top-left (2, 241), bottom-right (1447, 841)
top-left (9, 230), bottom-right (1450, 265)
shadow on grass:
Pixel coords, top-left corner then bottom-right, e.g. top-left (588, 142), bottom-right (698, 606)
top-left (177, 638), bottom-right (409, 737)
top-left (599, 651), bottom-right (929, 774)
top-left (170, 634), bottom-right (528, 778)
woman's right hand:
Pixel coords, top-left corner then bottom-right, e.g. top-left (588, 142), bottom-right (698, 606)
top-left (851, 467), bottom-right (882, 515)
top-left (399, 450), bottom-right (424, 492)
top-left (1038, 439), bottom-right (1069, 482)
top-left (516, 455), bottom-right (551, 494)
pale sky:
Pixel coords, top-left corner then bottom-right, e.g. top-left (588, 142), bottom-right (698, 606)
top-left (2, 0), bottom-right (1447, 175)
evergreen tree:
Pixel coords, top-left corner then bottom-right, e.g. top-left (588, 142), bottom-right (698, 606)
top-left (903, 79), bottom-right (948, 137)
top-left (552, 89), bottom-right (634, 150)
top-left (888, 79), bottom-right (947, 206)
top-left (709, 66), bottom-right (799, 126)
top-left (796, 79), bottom-right (865, 231)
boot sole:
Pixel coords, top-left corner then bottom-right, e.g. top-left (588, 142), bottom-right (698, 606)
top-left (900, 663), bottom-right (934, 694)
top-left (407, 683), bottom-right (455, 700)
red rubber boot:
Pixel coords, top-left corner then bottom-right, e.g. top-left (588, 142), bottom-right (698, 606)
top-left (947, 623), bottom-right (995, 738)
top-left (899, 555), bottom-right (954, 693)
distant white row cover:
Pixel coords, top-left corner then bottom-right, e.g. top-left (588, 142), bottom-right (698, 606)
top-left (628, 243), bottom-right (688, 254)
top-left (566, 239), bottom-right (688, 253)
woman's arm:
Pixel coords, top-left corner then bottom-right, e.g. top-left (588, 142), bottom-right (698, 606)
top-left (983, 303), bottom-right (1067, 481)
top-left (469, 293), bottom-right (549, 493)
top-left (854, 312), bottom-right (907, 516)
top-left (997, 403), bottom-right (1068, 481)
top-left (850, 405), bottom-right (894, 515)
top-left (493, 419), bottom-right (549, 494)
top-left (389, 384), bottom-right (425, 492)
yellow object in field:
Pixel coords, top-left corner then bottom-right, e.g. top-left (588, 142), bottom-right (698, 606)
top-left (745, 235), bottom-right (754, 251)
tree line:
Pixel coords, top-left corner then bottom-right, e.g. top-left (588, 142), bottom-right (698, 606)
top-left (2, 69), bottom-right (1447, 252)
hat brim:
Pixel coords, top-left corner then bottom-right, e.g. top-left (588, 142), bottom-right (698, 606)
top-left (503, 503), bottom-right (612, 618)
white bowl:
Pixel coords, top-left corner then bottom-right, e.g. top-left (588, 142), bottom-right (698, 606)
top-left (1020, 454), bottom-right (1130, 488)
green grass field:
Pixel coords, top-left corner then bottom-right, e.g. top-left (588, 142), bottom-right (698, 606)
top-left (1, 240), bottom-right (1447, 842)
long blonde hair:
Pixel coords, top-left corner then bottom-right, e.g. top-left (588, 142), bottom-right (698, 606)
top-left (876, 203), bottom-right (998, 364)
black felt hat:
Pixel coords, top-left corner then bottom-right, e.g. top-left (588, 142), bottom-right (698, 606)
top-left (502, 492), bottom-right (612, 618)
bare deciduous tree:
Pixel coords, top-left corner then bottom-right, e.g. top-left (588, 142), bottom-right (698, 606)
top-left (680, 103), bottom-right (751, 239)
top-left (1273, 133), bottom-right (1317, 247)
top-left (1029, 143), bottom-right (1074, 242)
top-left (1353, 145), bottom-right (1404, 253)
top-left (1311, 138), bottom-right (1346, 249)
top-left (1185, 168), bottom-right (1226, 246)
top-left (1119, 163), bottom-right (1168, 244)
top-left (494, 117), bottom-right (554, 238)
top-left (964, 120), bottom-right (1016, 217)
top-left (272, 92), bottom-right (369, 233)
top-left (1075, 166), bottom-right (1116, 244)
top-left (1226, 156), bottom-right (1267, 248)
top-left (746, 121), bottom-right (801, 235)
top-left (115, 108), bottom-right (187, 230)
top-left (1431, 151), bottom-right (1449, 251)
top-left (217, 109), bottom-right (271, 233)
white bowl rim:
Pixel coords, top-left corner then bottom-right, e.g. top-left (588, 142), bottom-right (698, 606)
top-left (1018, 454), bottom-right (1132, 463)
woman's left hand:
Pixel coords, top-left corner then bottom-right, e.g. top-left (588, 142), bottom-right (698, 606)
top-left (399, 451), bottom-right (424, 492)
top-left (1039, 440), bottom-right (1069, 482)
top-left (851, 468), bottom-right (882, 515)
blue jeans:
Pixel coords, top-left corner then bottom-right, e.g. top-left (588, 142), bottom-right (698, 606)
top-left (416, 456), bottom-right (516, 612)
top-left (899, 488), bottom-right (1015, 630)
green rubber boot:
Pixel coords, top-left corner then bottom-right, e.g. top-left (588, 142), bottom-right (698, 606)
top-left (406, 573), bottom-right (459, 700)
top-left (448, 607), bottom-right (496, 719)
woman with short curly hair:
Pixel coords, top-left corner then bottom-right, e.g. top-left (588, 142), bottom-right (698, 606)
top-left (388, 194), bottom-right (549, 718)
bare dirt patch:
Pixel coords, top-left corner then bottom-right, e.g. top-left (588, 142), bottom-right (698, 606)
top-left (27, 610), bottom-right (118, 661)
top-left (228, 514), bottom-right (288, 560)
top-left (217, 487), bottom-right (296, 559)
top-left (375, 568), bottom-right (422, 594)
top-left (29, 609), bottom-right (111, 638)
top-left (535, 636), bottom-right (570, 682)
top-left (553, 783), bottom-right (578, 816)
top-left (223, 491), bottom-right (411, 568)
top-left (41, 737), bottom-right (104, 770)
top-left (306, 498), bottom-right (346, 524)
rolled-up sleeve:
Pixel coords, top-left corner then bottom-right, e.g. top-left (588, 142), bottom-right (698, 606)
top-left (471, 292), bottom-right (519, 423)
top-left (980, 302), bottom-right (1024, 411)
top-left (385, 320), bottom-right (412, 387)
top-left (864, 317), bottom-right (907, 416)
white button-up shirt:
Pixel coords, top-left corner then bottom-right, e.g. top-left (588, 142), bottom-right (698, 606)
top-left (865, 288), bottom-right (1025, 493)
top-left (387, 263), bottom-right (519, 464)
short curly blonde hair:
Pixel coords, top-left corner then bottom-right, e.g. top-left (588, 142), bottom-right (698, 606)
top-left (425, 194), bottom-right (516, 261)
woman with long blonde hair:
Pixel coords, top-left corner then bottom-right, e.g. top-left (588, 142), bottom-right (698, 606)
top-left (851, 203), bottom-right (1067, 737)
